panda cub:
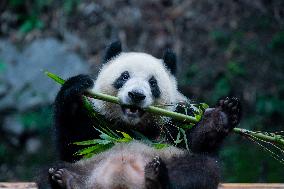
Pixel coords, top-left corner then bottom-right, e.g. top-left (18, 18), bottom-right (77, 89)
top-left (48, 41), bottom-right (241, 189)
top-left (48, 141), bottom-right (217, 189)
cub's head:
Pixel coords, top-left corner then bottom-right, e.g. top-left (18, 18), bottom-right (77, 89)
top-left (91, 41), bottom-right (186, 125)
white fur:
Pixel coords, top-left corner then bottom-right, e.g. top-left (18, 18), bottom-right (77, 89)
top-left (89, 52), bottom-right (187, 124)
top-left (85, 141), bottom-right (185, 189)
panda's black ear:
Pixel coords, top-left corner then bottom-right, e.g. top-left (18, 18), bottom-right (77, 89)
top-left (163, 49), bottom-right (177, 75)
top-left (103, 41), bottom-right (122, 63)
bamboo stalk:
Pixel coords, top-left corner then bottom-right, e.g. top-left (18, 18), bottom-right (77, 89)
top-left (86, 92), bottom-right (199, 123)
top-left (233, 128), bottom-right (284, 147)
top-left (45, 71), bottom-right (284, 148)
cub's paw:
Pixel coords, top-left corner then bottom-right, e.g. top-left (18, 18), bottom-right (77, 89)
top-left (49, 167), bottom-right (73, 188)
top-left (145, 156), bottom-right (167, 180)
top-left (145, 156), bottom-right (169, 189)
top-left (217, 97), bottom-right (241, 128)
top-left (57, 74), bottom-right (94, 101)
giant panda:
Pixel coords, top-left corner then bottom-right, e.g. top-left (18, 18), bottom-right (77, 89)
top-left (47, 41), bottom-right (241, 189)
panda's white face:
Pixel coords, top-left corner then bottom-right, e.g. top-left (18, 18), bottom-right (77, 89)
top-left (90, 52), bottom-right (186, 125)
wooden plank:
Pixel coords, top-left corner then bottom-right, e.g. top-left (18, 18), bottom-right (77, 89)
top-left (219, 183), bottom-right (284, 189)
top-left (0, 183), bottom-right (284, 189)
top-left (0, 183), bottom-right (37, 189)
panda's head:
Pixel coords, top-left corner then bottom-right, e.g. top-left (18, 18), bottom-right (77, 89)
top-left (91, 41), bottom-right (186, 125)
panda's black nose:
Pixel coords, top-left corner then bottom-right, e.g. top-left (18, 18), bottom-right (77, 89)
top-left (128, 91), bottom-right (146, 103)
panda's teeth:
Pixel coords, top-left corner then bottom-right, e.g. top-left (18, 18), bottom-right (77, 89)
top-left (126, 108), bottom-right (138, 114)
top-left (121, 106), bottom-right (145, 118)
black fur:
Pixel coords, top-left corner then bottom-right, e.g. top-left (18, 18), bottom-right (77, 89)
top-left (145, 156), bottom-right (170, 189)
top-left (128, 91), bottom-right (146, 103)
top-left (112, 71), bottom-right (130, 89)
top-left (103, 41), bottom-right (122, 63)
top-left (187, 97), bottom-right (241, 154)
top-left (149, 76), bottom-right (161, 98)
top-left (54, 74), bottom-right (99, 162)
top-left (166, 154), bottom-right (220, 189)
top-left (163, 49), bottom-right (177, 75)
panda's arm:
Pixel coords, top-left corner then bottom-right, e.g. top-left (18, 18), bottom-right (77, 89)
top-left (54, 74), bottom-right (99, 162)
top-left (186, 97), bottom-right (241, 154)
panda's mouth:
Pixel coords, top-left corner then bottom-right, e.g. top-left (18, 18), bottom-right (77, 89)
top-left (121, 105), bottom-right (145, 118)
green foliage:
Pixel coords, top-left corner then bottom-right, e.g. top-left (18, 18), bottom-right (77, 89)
top-left (20, 107), bottom-right (52, 130)
top-left (227, 61), bottom-right (245, 76)
top-left (0, 59), bottom-right (6, 73)
top-left (63, 0), bottom-right (79, 14)
top-left (0, 107), bottom-right (54, 181)
top-left (221, 136), bottom-right (284, 182)
top-left (191, 16), bottom-right (284, 181)
top-left (19, 16), bottom-right (44, 33)
top-left (45, 71), bottom-right (65, 85)
top-left (7, 0), bottom-right (80, 34)
top-left (269, 31), bottom-right (284, 52)
top-left (0, 144), bottom-right (6, 158)
top-left (210, 30), bottom-right (231, 47)
top-left (7, 0), bottom-right (51, 33)
top-left (212, 77), bottom-right (231, 102)
top-left (256, 96), bottom-right (284, 116)
top-left (74, 128), bottom-right (171, 158)
top-left (185, 64), bottom-right (199, 79)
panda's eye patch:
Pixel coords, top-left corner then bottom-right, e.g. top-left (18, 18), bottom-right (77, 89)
top-left (149, 78), bottom-right (157, 87)
top-left (122, 72), bottom-right (130, 80)
top-left (113, 71), bottom-right (130, 89)
top-left (149, 76), bottom-right (160, 98)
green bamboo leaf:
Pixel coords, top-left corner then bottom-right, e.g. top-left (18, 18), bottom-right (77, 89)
top-left (45, 71), bottom-right (65, 85)
top-left (76, 143), bottom-right (113, 156)
top-left (117, 131), bottom-right (133, 140)
top-left (116, 138), bottom-right (132, 143)
top-left (153, 143), bottom-right (169, 149)
top-left (74, 139), bottom-right (112, 146)
top-left (174, 130), bottom-right (183, 145)
top-left (181, 123), bottom-right (195, 130)
top-left (200, 103), bottom-right (209, 109)
top-left (94, 128), bottom-right (118, 140)
top-left (99, 127), bottom-right (120, 138)
top-left (76, 145), bottom-right (100, 155)
top-left (99, 132), bottom-right (118, 142)
top-left (180, 128), bottom-right (190, 151)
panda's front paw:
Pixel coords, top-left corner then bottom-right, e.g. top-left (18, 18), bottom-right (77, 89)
top-left (217, 97), bottom-right (241, 128)
top-left (58, 74), bottom-right (94, 101)
top-left (49, 167), bottom-right (74, 189)
top-left (145, 156), bottom-right (168, 189)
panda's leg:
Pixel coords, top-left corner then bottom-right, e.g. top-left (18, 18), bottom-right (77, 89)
top-left (187, 97), bottom-right (241, 154)
top-left (48, 167), bottom-right (86, 189)
top-left (144, 156), bottom-right (170, 189)
top-left (166, 154), bottom-right (220, 189)
top-left (54, 74), bottom-right (99, 162)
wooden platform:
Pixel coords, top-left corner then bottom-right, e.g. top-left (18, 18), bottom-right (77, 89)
top-left (0, 183), bottom-right (284, 189)
top-left (219, 183), bottom-right (284, 188)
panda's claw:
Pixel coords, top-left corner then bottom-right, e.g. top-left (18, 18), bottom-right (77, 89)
top-left (48, 168), bottom-right (55, 174)
top-left (145, 156), bottom-right (164, 179)
top-left (59, 74), bottom-right (94, 101)
top-left (217, 97), bottom-right (241, 128)
top-left (49, 167), bottom-right (70, 188)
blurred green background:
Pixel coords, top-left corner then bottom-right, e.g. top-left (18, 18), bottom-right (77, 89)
top-left (0, 0), bottom-right (283, 182)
